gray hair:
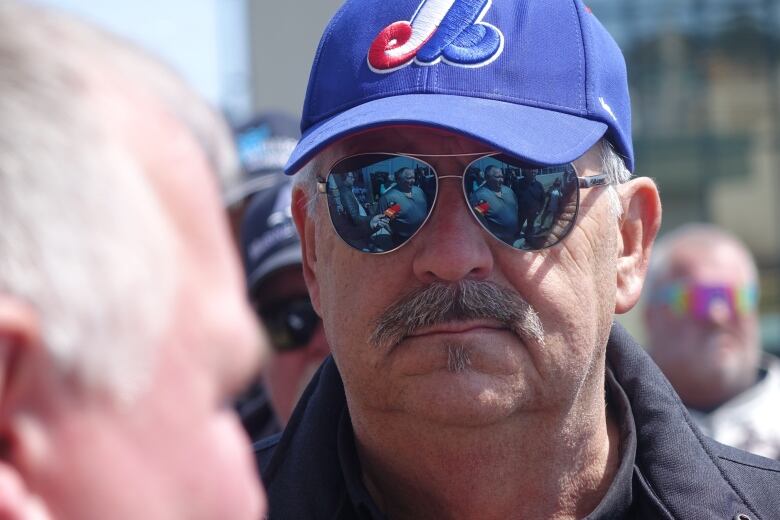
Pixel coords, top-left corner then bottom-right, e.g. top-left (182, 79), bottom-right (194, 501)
top-left (598, 139), bottom-right (633, 219)
top-left (0, 2), bottom-right (238, 399)
top-left (293, 137), bottom-right (632, 218)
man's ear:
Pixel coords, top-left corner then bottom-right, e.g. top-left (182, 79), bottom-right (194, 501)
top-left (0, 296), bottom-right (40, 409)
top-left (291, 185), bottom-right (322, 317)
top-left (0, 296), bottom-right (52, 520)
top-left (614, 177), bottom-right (662, 314)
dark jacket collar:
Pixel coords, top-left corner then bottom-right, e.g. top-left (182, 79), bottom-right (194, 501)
top-left (606, 323), bottom-right (761, 520)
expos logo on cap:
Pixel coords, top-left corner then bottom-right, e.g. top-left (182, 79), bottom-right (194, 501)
top-left (367, 0), bottom-right (504, 73)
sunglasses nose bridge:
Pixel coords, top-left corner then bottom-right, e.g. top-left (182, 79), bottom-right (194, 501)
top-left (431, 173), bottom-right (470, 214)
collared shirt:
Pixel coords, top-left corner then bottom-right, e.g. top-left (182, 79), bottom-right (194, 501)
top-left (689, 354), bottom-right (780, 460)
top-left (335, 368), bottom-right (636, 520)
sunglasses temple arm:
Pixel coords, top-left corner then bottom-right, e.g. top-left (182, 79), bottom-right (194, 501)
top-left (578, 173), bottom-right (609, 189)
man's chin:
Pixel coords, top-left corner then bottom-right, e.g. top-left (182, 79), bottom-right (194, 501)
top-left (390, 332), bottom-right (529, 377)
top-left (394, 369), bottom-right (535, 427)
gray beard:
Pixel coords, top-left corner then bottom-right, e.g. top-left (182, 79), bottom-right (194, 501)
top-left (446, 343), bottom-right (472, 373)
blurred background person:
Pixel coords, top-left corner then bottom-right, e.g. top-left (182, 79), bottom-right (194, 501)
top-left (226, 110), bottom-right (330, 439)
top-left (644, 224), bottom-right (780, 459)
top-left (225, 111), bottom-right (300, 242)
top-left (238, 177), bottom-right (330, 437)
top-left (0, 2), bottom-right (266, 518)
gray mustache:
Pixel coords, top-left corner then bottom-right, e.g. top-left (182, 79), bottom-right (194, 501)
top-left (369, 280), bottom-right (545, 351)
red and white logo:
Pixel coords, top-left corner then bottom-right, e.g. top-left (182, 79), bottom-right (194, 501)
top-left (368, 0), bottom-right (504, 73)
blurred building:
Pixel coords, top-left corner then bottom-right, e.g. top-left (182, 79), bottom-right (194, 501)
top-left (587, 0), bottom-right (780, 351)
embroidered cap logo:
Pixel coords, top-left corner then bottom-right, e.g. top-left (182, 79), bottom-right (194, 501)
top-left (367, 0), bottom-right (504, 73)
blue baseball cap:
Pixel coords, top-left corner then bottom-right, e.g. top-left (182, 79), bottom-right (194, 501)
top-left (285, 0), bottom-right (633, 175)
top-left (226, 111), bottom-right (299, 206)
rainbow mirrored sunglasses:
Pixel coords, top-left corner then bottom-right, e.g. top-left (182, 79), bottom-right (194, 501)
top-left (316, 152), bottom-right (609, 254)
top-left (648, 281), bottom-right (759, 320)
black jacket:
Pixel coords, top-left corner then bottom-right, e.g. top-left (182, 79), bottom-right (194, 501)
top-left (256, 323), bottom-right (780, 519)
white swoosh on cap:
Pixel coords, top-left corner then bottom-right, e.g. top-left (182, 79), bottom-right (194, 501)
top-left (386, 0), bottom-right (457, 58)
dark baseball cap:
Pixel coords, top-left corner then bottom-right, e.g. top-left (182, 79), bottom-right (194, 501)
top-left (240, 176), bottom-right (301, 295)
top-left (227, 111), bottom-right (300, 206)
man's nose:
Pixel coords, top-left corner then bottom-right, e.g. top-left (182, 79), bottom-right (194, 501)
top-left (701, 297), bottom-right (732, 326)
top-left (411, 179), bottom-right (494, 284)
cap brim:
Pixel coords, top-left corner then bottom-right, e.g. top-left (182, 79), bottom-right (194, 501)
top-left (285, 94), bottom-right (608, 174)
top-left (247, 245), bottom-right (302, 294)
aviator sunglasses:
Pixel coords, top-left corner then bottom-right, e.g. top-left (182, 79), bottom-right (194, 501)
top-left (317, 152), bottom-right (610, 253)
top-left (648, 281), bottom-right (759, 321)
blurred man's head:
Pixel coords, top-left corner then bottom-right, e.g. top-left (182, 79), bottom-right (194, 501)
top-left (644, 224), bottom-right (761, 411)
top-left (240, 179), bottom-right (329, 423)
top-left (0, 3), bottom-right (265, 518)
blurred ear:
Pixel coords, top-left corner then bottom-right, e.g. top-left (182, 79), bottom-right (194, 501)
top-left (614, 178), bottom-right (662, 314)
top-left (0, 296), bottom-right (39, 409)
top-left (291, 185), bottom-right (322, 317)
top-left (0, 297), bottom-right (52, 520)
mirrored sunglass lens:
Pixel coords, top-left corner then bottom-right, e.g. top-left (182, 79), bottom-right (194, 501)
top-left (326, 154), bottom-right (436, 253)
top-left (464, 156), bottom-right (579, 250)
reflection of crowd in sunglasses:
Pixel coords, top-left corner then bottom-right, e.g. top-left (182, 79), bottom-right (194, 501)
top-left (469, 165), bottom-right (578, 249)
top-left (326, 159), bottom-right (579, 252)
top-left (328, 167), bottom-right (432, 252)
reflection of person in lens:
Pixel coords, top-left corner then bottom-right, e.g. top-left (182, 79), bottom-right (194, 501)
top-left (469, 165), bottom-right (519, 243)
top-left (377, 167), bottom-right (429, 246)
top-left (331, 171), bottom-right (387, 251)
top-left (515, 169), bottom-right (546, 238)
top-left (539, 177), bottom-right (563, 230)
top-left (340, 172), bottom-right (367, 222)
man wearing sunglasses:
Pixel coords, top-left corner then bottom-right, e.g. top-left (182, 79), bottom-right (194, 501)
top-left (239, 177), bottom-right (330, 432)
top-left (644, 224), bottom-right (780, 460)
top-left (256, 0), bottom-right (780, 518)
